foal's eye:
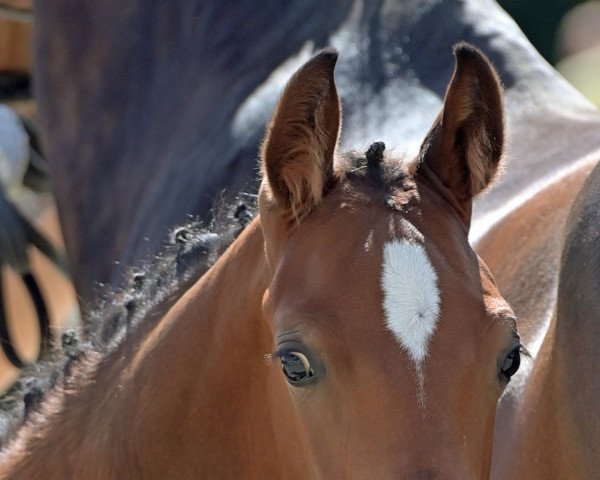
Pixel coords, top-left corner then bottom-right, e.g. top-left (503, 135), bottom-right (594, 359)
top-left (280, 351), bottom-right (314, 385)
top-left (501, 346), bottom-right (522, 380)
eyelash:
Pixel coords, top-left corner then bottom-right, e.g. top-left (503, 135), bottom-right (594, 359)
top-left (264, 352), bottom-right (277, 366)
top-left (264, 347), bottom-right (294, 365)
top-left (518, 344), bottom-right (532, 359)
top-left (268, 347), bottom-right (295, 361)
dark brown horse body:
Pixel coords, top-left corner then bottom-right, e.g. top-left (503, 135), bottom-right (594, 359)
top-left (29, 0), bottom-right (600, 478)
top-left (34, 0), bottom-right (600, 300)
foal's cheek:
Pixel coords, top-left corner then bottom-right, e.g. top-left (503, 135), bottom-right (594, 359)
top-left (287, 387), bottom-right (351, 463)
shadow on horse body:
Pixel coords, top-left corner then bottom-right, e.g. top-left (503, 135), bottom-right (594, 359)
top-left (0, 47), bottom-right (522, 478)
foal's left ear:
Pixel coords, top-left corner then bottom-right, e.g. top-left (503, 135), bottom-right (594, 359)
top-left (417, 43), bottom-right (504, 220)
top-left (260, 49), bottom-right (341, 220)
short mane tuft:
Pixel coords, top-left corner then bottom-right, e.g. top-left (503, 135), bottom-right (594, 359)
top-left (365, 141), bottom-right (386, 168)
top-left (0, 194), bottom-right (258, 444)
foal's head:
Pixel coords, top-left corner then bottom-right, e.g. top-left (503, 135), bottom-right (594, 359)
top-left (259, 45), bottom-right (520, 478)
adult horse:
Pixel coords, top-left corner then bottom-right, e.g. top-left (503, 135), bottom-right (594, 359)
top-left (32, 0), bottom-right (600, 307)
top-left (0, 45), bottom-right (523, 478)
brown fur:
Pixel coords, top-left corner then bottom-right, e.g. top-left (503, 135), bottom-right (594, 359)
top-left (260, 49), bottom-right (341, 221)
top-left (417, 43), bottom-right (504, 225)
top-left (482, 155), bottom-right (600, 480)
top-left (0, 47), bottom-right (516, 479)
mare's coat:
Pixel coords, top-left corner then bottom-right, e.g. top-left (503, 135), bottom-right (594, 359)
top-left (34, 0), bottom-right (600, 301)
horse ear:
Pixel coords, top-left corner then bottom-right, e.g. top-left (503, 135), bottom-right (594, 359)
top-left (260, 49), bottom-right (341, 220)
top-left (417, 43), bottom-right (504, 219)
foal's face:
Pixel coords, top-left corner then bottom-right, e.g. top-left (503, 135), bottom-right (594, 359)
top-left (264, 178), bottom-right (518, 478)
top-left (259, 46), bottom-right (519, 478)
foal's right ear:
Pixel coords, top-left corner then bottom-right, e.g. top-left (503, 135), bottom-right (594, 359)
top-left (260, 49), bottom-right (341, 221)
top-left (416, 43), bottom-right (504, 223)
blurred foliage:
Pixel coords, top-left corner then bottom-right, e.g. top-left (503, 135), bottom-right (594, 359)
top-left (499, 0), bottom-right (587, 64)
top-left (557, 46), bottom-right (600, 106)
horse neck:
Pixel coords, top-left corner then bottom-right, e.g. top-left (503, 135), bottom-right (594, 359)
top-left (497, 320), bottom-right (591, 480)
top-left (513, 162), bottom-right (600, 479)
top-left (485, 157), bottom-right (600, 479)
top-left (1, 220), bottom-right (314, 479)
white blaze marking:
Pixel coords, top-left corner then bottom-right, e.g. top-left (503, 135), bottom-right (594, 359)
top-left (381, 240), bottom-right (440, 366)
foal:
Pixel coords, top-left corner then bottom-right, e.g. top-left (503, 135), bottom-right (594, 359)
top-left (0, 45), bottom-right (520, 478)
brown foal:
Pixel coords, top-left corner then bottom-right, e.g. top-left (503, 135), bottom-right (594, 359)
top-left (0, 45), bottom-right (520, 479)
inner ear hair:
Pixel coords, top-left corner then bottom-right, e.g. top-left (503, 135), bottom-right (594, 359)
top-left (444, 43), bottom-right (504, 197)
top-left (418, 42), bottom-right (505, 209)
top-left (260, 49), bottom-right (341, 221)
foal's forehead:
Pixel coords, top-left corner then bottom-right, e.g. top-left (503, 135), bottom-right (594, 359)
top-left (273, 155), bottom-right (512, 340)
top-left (334, 153), bottom-right (439, 239)
top-left (329, 154), bottom-right (407, 210)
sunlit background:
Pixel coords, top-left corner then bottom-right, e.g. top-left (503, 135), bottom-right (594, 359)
top-left (501, 0), bottom-right (600, 106)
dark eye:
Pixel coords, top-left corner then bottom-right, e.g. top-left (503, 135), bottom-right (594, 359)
top-left (280, 351), bottom-right (314, 384)
top-left (501, 346), bottom-right (522, 381)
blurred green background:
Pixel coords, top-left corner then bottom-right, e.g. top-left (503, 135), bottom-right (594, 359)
top-left (500, 0), bottom-right (600, 106)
